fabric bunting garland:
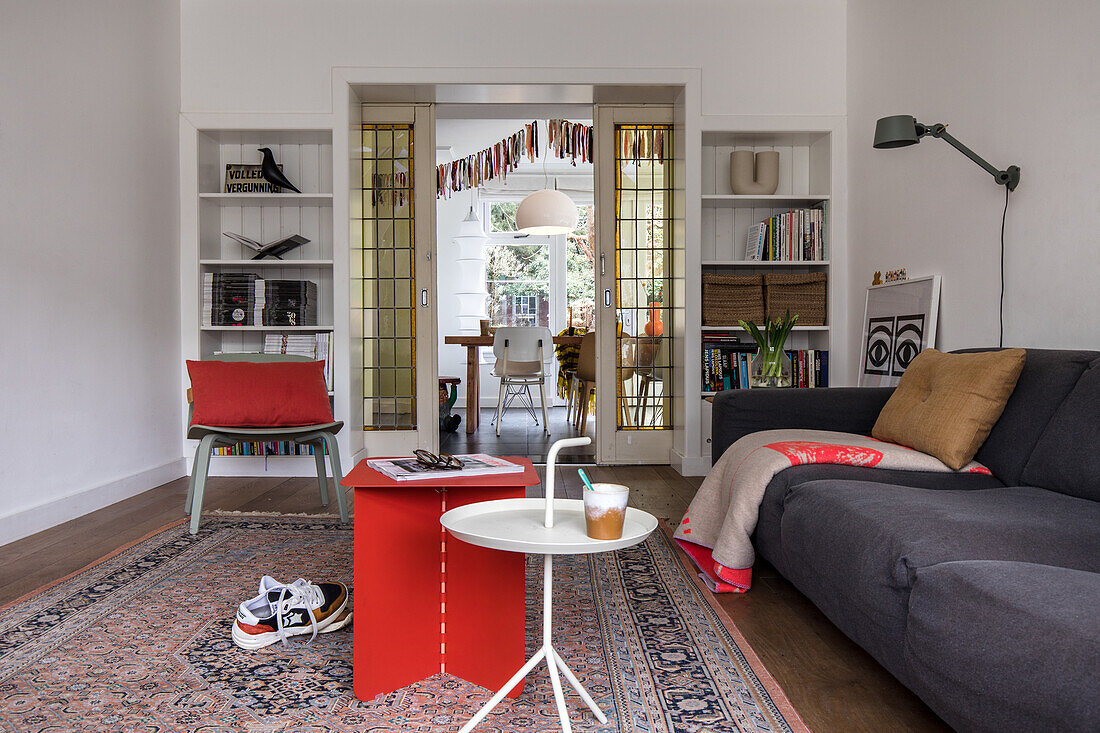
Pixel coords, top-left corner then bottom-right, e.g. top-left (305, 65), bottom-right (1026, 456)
top-left (436, 121), bottom-right (539, 199)
top-left (620, 126), bottom-right (667, 164)
top-left (548, 119), bottom-right (593, 166)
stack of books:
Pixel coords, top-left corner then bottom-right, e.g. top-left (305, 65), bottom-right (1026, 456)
top-left (701, 332), bottom-right (757, 392)
top-left (203, 272), bottom-right (260, 326)
top-left (255, 279), bottom-right (318, 326)
top-left (745, 207), bottom-right (827, 261)
top-left (264, 332), bottom-right (333, 390)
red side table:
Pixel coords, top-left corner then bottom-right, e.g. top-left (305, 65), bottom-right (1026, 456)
top-left (342, 457), bottom-right (540, 701)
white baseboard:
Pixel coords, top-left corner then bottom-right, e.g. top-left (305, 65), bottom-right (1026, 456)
top-left (0, 459), bottom-right (186, 546)
top-left (670, 448), bottom-right (711, 477)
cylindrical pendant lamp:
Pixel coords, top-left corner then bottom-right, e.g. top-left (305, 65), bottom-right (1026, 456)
top-left (453, 206), bottom-right (489, 334)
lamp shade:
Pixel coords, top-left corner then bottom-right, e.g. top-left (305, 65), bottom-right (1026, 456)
top-left (516, 189), bottom-right (578, 235)
top-left (874, 115), bottom-right (921, 149)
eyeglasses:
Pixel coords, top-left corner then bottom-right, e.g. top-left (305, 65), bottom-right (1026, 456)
top-left (413, 449), bottom-right (463, 470)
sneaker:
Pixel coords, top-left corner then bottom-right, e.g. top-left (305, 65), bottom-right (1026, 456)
top-left (232, 575), bottom-right (352, 650)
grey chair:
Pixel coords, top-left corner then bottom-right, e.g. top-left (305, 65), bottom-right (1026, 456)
top-left (184, 353), bottom-right (347, 534)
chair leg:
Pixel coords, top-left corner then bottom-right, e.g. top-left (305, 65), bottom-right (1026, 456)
top-left (184, 445), bottom-right (200, 514)
top-left (564, 377), bottom-right (574, 423)
top-left (538, 379), bottom-right (550, 435)
top-left (495, 378), bottom-right (507, 437)
top-left (321, 432), bottom-right (348, 524)
top-left (189, 434), bottom-right (217, 535)
top-left (579, 384), bottom-right (592, 435)
top-left (312, 442), bottom-right (329, 506)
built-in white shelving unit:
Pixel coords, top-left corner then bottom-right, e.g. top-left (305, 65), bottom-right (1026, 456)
top-left (181, 119), bottom-right (340, 475)
top-left (689, 124), bottom-right (842, 471)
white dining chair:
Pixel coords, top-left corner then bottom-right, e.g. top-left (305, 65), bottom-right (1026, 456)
top-left (491, 326), bottom-right (553, 437)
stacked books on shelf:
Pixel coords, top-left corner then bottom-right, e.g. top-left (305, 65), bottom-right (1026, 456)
top-left (203, 272), bottom-right (260, 326)
top-left (784, 349), bottom-right (829, 388)
top-left (202, 274), bottom-right (319, 327)
top-left (745, 207), bottom-right (827, 261)
top-left (264, 333), bottom-right (333, 390)
top-left (701, 332), bottom-right (757, 392)
top-left (255, 279), bottom-right (318, 326)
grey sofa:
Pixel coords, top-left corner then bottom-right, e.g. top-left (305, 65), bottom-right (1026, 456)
top-left (710, 349), bottom-right (1100, 732)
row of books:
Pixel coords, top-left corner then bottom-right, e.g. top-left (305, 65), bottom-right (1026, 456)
top-left (264, 333), bottom-right (333, 390)
top-left (788, 349), bottom-right (830, 388)
top-left (202, 273), bottom-right (319, 327)
top-left (212, 441), bottom-right (326, 457)
top-left (702, 332), bottom-right (757, 391)
top-left (745, 207), bottom-right (826, 261)
top-left (701, 332), bottom-right (830, 390)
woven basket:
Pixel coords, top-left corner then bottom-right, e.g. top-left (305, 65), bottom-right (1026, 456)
top-left (702, 273), bottom-right (764, 326)
top-left (764, 272), bottom-right (827, 325)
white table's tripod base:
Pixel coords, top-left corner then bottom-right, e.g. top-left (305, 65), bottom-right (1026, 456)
top-left (459, 554), bottom-right (609, 733)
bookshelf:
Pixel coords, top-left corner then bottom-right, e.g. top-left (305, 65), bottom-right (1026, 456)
top-left (181, 121), bottom-right (338, 474)
top-left (694, 127), bottom-right (838, 467)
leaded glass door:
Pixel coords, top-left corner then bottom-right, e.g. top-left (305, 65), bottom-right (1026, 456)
top-left (594, 106), bottom-right (677, 463)
top-left (353, 105), bottom-right (437, 453)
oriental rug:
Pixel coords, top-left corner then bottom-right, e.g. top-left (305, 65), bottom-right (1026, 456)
top-left (0, 516), bottom-right (808, 732)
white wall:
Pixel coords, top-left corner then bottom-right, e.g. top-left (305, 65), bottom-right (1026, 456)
top-left (847, 0), bottom-right (1100, 358)
top-left (0, 1), bottom-right (183, 543)
top-left (180, 0), bottom-right (845, 116)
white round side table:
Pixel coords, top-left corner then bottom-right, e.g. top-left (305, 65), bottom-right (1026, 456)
top-left (440, 438), bottom-right (657, 733)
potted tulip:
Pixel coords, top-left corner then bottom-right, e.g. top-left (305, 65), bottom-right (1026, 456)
top-left (738, 310), bottom-right (798, 387)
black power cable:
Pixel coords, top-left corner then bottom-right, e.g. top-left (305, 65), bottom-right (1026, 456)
top-left (999, 185), bottom-right (1010, 348)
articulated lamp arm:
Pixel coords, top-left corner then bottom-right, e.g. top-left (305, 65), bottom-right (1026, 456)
top-left (921, 123), bottom-right (1021, 190)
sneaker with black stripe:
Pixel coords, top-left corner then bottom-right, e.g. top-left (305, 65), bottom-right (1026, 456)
top-left (232, 575), bottom-right (352, 650)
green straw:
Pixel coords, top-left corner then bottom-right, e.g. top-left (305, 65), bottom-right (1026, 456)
top-left (577, 469), bottom-right (595, 492)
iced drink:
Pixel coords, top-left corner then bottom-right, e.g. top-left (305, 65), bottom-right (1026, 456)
top-left (584, 483), bottom-right (630, 540)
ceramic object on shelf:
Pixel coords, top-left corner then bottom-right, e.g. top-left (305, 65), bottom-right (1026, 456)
top-left (730, 150), bottom-right (779, 195)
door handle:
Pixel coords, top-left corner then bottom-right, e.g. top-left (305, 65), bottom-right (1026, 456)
top-left (603, 289), bottom-right (612, 307)
top-left (421, 289), bottom-right (429, 307)
top-left (600, 252), bottom-right (606, 276)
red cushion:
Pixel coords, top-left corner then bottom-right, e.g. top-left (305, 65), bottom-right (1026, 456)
top-left (187, 360), bottom-right (333, 428)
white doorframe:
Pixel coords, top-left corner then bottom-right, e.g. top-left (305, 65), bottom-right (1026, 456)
top-left (594, 104), bottom-right (677, 464)
top-left (356, 103), bottom-right (439, 455)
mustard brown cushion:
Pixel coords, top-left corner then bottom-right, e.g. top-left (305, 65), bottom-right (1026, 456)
top-left (872, 348), bottom-right (1026, 469)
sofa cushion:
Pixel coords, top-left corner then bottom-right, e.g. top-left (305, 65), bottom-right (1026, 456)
top-left (1021, 359), bottom-right (1100, 501)
top-left (872, 348), bottom-right (1025, 469)
top-left (964, 348), bottom-right (1098, 484)
top-left (904, 561), bottom-right (1100, 733)
top-left (752, 464), bottom-right (1003, 576)
top-left (777, 482), bottom-right (1100, 683)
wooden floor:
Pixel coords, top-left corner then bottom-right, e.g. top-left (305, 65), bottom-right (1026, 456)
top-left (0, 467), bottom-right (949, 733)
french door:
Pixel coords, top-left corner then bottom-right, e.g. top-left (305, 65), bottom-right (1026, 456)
top-left (594, 106), bottom-right (677, 463)
top-left (353, 104), bottom-right (438, 454)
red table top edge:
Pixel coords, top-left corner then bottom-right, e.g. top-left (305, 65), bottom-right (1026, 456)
top-left (342, 456), bottom-right (540, 489)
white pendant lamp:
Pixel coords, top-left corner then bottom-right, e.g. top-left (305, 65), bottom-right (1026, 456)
top-left (516, 188), bottom-right (578, 235)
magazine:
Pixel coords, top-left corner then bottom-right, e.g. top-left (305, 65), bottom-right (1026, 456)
top-left (366, 454), bottom-right (523, 482)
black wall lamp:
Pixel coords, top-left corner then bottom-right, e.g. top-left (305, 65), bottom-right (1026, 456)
top-left (873, 114), bottom-right (1021, 348)
top-left (874, 115), bottom-right (1020, 190)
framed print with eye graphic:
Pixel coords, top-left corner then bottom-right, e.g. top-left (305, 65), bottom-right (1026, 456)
top-left (858, 275), bottom-right (941, 387)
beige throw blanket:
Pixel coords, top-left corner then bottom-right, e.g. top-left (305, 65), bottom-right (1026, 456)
top-left (673, 430), bottom-right (990, 592)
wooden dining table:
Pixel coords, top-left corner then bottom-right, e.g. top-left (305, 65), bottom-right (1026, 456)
top-left (444, 334), bottom-right (584, 434)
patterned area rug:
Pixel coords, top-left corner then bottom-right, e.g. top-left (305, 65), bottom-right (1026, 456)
top-left (0, 516), bottom-right (807, 733)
